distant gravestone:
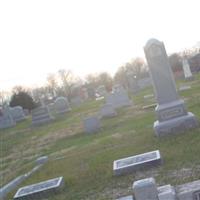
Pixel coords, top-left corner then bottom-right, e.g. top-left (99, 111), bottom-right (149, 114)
top-left (23, 109), bottom-right (29, 116)
top-left (182, 58), bottom-right (194, 80)
top-left (113, 150), bottom-right (161, 176)
top-left (54, 97), bottom-right (71, 114)
top-left (83, 116), bottom-right (101, 133)
top-left (99, 104), bottom-right (117, 118)
top-left (71, 96), bottom-right (83, 107)
top-left (144, 38), bottom-right (199, 136)
top-left (126, 72), bottom-right (140, 94)
top-left (106, 87), bottom-right (132, 109)
top-left (0, 109), bottom-right (16, 129)
top-left (31, 106), bottom-right (54, 126)
top-left (13, 177), bottom-right (64, 200)
top-left (9, 106), bottom-right (26, 122)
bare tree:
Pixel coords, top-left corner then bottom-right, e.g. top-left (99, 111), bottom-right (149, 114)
top-left (58, 69), bottom-right (75, 99)
top-left (47, 73), bottom-right (58, 98)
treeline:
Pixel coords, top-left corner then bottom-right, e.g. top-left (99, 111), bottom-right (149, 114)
top-left (0, 47), bottom-right (199, 110)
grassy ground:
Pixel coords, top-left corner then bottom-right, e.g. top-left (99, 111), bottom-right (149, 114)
top-left (1, 74), bottom-right (200, 199)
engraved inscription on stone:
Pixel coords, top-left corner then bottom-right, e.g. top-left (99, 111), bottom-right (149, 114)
top-left (117, 152), bottom-right (157, 168)
top-left (162, 108), bottom-right (183, 120)
top-left (14, 177), bottom-right (63, 199)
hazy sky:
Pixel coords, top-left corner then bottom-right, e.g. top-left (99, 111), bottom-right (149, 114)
top-left (1, 0), bottom-right (200, 91)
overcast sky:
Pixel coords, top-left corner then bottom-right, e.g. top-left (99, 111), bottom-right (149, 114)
top-left (0, 0), bottom-right (200, 91)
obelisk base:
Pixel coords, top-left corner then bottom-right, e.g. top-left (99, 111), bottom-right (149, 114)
top-left (154, 112), bottom-right (199, 137)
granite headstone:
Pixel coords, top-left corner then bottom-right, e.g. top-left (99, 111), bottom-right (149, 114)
top-left (144, 38), bottom-right (198, 136)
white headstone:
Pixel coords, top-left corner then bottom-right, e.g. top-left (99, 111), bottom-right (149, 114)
top-left (182, 58), bottom-right (193, 80)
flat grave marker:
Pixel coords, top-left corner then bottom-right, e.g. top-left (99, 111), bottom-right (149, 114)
top-left (113, 150), bottom-right (161, 176)
top-left (13, 177), bottom-right (64, 200)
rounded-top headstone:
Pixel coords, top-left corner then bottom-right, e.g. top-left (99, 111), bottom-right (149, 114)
top-left (9, 106), bottom-right (26, 122)
top-left (54, 97), bottom-right (71, 114)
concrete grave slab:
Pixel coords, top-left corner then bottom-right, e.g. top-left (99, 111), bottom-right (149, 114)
top-left (13, 177), bottom-right (64, 200)
top-left (113, 150), bottom-right (161, 176)
top-left (116, 195), bottom-right (134, 200)
top-left (143, 103), bottom-right (157, 110)
top-left (179, 85), bottom-right (191, 91)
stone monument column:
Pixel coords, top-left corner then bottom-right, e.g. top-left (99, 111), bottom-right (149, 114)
top-left (144, 39), bottom-right (198, 136)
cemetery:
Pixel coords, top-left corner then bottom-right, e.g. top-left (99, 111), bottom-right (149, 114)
top-left (1, 39), bottom-right (200, 200)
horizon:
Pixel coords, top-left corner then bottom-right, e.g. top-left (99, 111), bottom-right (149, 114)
top-left (1, 0), bottom-right (200, 91)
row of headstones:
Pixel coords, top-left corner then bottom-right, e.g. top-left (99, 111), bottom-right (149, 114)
top-left (31, 97), bottom-right (71, 126)
top-left (113, 149), bottom-right (200, 200)
top-left (0, 96), bottom-right (72, 128)
top-left (117, 177), bottom-right (200, 200)
top-left (0, 106), bottom-right (27, 129)
top-left (84, 85), bottom-right (133, 133)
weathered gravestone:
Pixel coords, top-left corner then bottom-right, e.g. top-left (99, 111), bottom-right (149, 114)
top-left (113, 150), bottom-right (161, 176)
top-left (0, 108), bottom-right (16, 129)
top-left (13, 177), bottom-right (64, 200)
top-left (54, 97), bottom-right (71, 114)
top-left (106, 86), bottom-right (132, 109)
top-left (99, 104), bottom-right (117, 118)
top-left (70, 96), bottom-right (83, 107)
top-left (83, 115), bottom-right (101, 134)
top-left (31, 106), bottom-right (54, 126)
top-left (117, 177), bottom-right (200, 200)
top-left (144, 39), bottom-right (199, 137)
top-left (182, 58), bottom-right (194, 80)
top-left (9, 106), bottom-right (26, 122)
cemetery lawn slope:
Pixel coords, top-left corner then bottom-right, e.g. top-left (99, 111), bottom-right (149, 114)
top-left (2, 74), bottom-right (200, 199)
